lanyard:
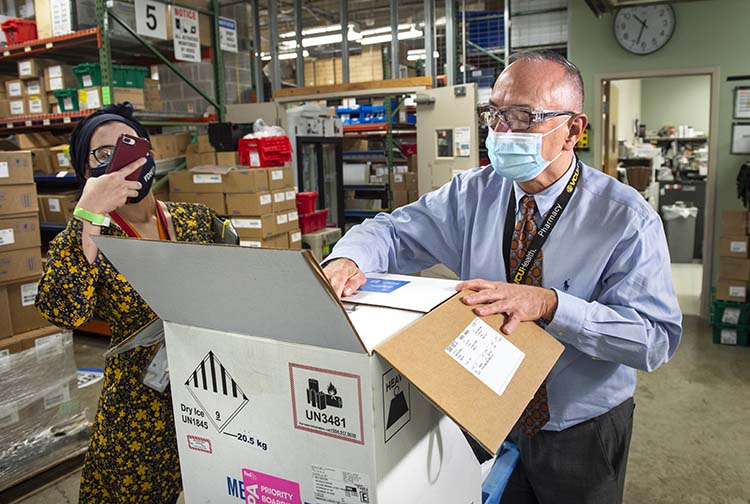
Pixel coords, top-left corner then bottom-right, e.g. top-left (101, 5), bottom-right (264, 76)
top-left (503, 161), bottom-right (582, 284)
top-left (109, 203), bottom-right (171, 240)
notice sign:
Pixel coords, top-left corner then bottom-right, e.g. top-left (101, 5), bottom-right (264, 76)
top-left (219, 17), bottom-right (238, 53)
top-left (172, 7), bottom-right (201, 62)
top-left (289, 363), bottom-right (364, 445)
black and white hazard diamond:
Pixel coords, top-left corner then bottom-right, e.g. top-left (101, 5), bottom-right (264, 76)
top-left (185, 351), bottom-right (248, 433)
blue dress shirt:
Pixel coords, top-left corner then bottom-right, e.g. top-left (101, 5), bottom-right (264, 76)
top-left (328, 158), bottom-right (682, 431)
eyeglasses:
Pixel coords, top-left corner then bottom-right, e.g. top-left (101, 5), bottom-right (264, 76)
top-left (479, 106), bottom-right (577, 131)
top-left (90, 145), bottom-right (115, 164)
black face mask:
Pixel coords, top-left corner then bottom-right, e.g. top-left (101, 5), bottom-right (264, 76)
top-left (90, 155), bottom-right (156, 204)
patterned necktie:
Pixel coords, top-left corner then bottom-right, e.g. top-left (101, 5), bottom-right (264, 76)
top-left (509, 195), bottom-right (550, 436)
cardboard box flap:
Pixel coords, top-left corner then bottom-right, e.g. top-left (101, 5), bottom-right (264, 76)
top-left (344, 273), bottom-right (459, 313)
top-left (188, 165), bottom-right (235, 175)
top-left (374, 292), bottom-right (564, 454)
top-left (92, 236), bottom-right (367, 354)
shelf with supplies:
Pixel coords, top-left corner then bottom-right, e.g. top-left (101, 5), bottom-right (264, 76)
top-left (343, 184), bottom-right (389, 191)
top-left (39, 222), bottom-right (67, 233)
top-left (0, 28), bottom-right (100, 63)
top-left (0, 111), bottom-right (213, 134)
top-left (344, 209), bottom-right (388, 218)
top-left (645, 136), bottom-right (708, 142)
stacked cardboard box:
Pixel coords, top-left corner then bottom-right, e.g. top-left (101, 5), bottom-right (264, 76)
top-left (184, 134), bottom-right (241, 169)
top-left (8, 59), bottom-right (59, 116)
top-left (0, 150), bottom-right (47, 339)
top-left (168, 165), bottom-right (300, 249)
top-left (717, 210), bottom-right (750, 302)
top-left (0, 328), bottom-right (91, 492)
top-left (150, 132), bottom-right (191, 161)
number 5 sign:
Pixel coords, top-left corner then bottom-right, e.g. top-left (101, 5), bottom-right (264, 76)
top-left (135, 0), bottom-right (167, 40)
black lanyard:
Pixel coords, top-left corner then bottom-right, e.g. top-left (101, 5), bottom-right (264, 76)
top-left (503, 161), bottom-right (582, 284)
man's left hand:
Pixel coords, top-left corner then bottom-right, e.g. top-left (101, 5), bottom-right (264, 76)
top-left (456, 279), bottom-right (558, 335)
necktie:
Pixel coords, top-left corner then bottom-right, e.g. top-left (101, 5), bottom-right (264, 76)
top-left (510, 195), bottom-right (550, 437)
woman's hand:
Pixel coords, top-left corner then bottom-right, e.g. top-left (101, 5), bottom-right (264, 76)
top-left (77, 158), bottom-right (145, 215)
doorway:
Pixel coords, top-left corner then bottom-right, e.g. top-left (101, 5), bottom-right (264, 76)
top-left (597, 69), bottom-right (718, 317)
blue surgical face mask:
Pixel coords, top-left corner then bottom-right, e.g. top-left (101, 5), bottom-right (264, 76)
top-left (485, 119), bottom-right (569, 182)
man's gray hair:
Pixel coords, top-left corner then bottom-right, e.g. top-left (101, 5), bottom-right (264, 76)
top-left (507, 50), bottom-right (584, 111)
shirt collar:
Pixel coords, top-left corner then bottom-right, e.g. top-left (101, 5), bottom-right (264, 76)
top-left (513, 156), bottom-right (577, 217)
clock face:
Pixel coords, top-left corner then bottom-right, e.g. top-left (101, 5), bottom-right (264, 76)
top-left (614, 4), bottom-right (676, 55)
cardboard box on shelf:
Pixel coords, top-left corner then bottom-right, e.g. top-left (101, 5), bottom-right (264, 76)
top-left (0, 151), bottom-right (34, 185)
top-left (288, 229), bottom-right (301, 249)
top-left (24, 79), bottom-right (46, 96)
top-left (343, 138), bottom-right (369, 151)
top-left (718, 257), bottom-right (750, 281)
top-left (716, 279), bottom-right (749, 302)
top-left (230, 214), bottom-right (275, 239)
top-left (0, 215), bottom-right (41, 252)
top-left (14, 132), bottom-right (67, 149)
top-left (44, 64), bottom-right (77, 92)
top-left (173, 133), bottom-right (192, 155)
top-left (405, 172), bottom-right (418, 191)
top-left (238, 234), bottom-right (276, 248)
top-left (271, 189), bottom-right (295, 212)
top-left (0, 100), bottom-right (9, 117)
top-left (199, 152), bottom-right (217, 166)
top-left (30, 148), bottom-right (54, 174)
top-left (5, 80), bottom-right (23, 98)
top-left (392, 189), bottom-right (408, 208)
top-left (720, 210), bottom-right (748, 237)
top-left (274, 210), bottom-right (296, 234)
top-left (215, 151), bottom-right (240, 166)
top-left (225, 168), bottom-right (270, 193)
top-left (149, 134), bottom-right (178, 161)
top-left (49, 145), bottom-right (72, 172)
top-left (389, 173), bottom-right (406, 190)
top-left (7, 277), bottom-right (48, 334)
top-left (27, 95), bottom-right (49, 115)
top-left (9, 99), bottom-right (26, 115)
top-left (407, 190), bottom-right (419, 203)
top-left (90, 239), bottom-right (565, 504)
top-left (0, 185), bottom-right (38, 216)
top-left (113, 87), bottom-right (145, 110)
top-left (407, 155), bottom-right (418, 173)
top-left (266, 166), bottom-right (294, 190)
top-left (719, 237), bottom-right (750, 259)
top-left (78, 87), bottom-right (102, 111)
top-left (0, 247), bottom-right (43, 283)
top-left (169, 167), bottom-right (227, 194)
top-left (17, 60), bottom-right (44, 80)
top-left (196, 135), bottom-right (214, 153)
top-left (0, 285), bottom-right (12, 339)
top-left (225, 192), bottom-right (272, 216)
top-left (168, 192), bottom-right (227, 215)
top-left (38, 192), bottom-right (77, 223)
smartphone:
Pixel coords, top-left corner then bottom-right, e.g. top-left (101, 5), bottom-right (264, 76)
top-left (106, 133), bottom-right (152, 181)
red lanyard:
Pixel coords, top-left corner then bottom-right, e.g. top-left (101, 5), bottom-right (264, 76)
top-left (109, 204), bottom-right (171, 240)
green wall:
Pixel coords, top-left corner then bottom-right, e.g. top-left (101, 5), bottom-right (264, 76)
top-left (569, 0), bottom-right (750, 283)
top-left (641, 75), bottom-right (711, 136)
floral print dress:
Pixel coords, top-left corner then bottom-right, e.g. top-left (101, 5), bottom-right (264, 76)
top-left (36, 202), bottom-right (215, 504)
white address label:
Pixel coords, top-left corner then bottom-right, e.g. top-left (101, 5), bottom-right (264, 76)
top-left (259, 194), bottom-right (272, 206)
top-left (274, 192), bottom-right (285, 203)
top-left (290, 231), bottom-right (301, 243)
top-left (729, 286), bottom-right (747, 298)
top-left (288, 211), bottom-right (298, 222)
top-left (239, 240), bottom-right (262, 248)
top-left (231, 218), bottom-right (262, 229)
top-left (730, 241), bottom-right (747, 254)
top-left (0, 228), bottom-right (15, 246)
top-left (21, 282), bottom-right (38, 306)
top-left (271, 169), bottom-right (283, 181)
top-left (44, 383), bottom-right (71, 409)
top-left (0, 162), bottom-right (7, 178)
top-left (721, 307), bottom-right (741, 325)
top-left (48, 198), bottom-right (62, 212)
top-left (276, 214), bottom-right (288, 225)
top-left (445, 317), bottom-right (525, 397)
top-left (35, 334), bottom-right (64, 359)
top-left (193, 174), bottom-right (222, 184)
top-left (720, 329), bottom-right (738, 345)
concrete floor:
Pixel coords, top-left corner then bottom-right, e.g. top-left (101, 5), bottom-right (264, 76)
top-left (8, 317), bottom-right (750, 504)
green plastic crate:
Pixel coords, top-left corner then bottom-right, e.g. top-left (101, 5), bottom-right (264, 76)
top-left (73, 63), bottom-right (149, 89)
top-left (710, 299), bottom-right (750, 325)
top-left (53, 88), bottom-right (79, 112)
top-left (711, 323), bottom-right (750, 346)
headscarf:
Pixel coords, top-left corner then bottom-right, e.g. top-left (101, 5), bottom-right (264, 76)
top-left (68, 102), bottom-right (150, 183)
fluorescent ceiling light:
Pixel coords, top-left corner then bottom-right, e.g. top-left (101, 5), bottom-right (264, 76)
top-left (418, 16), bottom-right (446, 28)
top-left (359, 28), bottom-right (423, 46)
top-left (261, 50), bottom-right (309, 61)
top-left (360, 23), bottom-right (414, 37)
top-left (280, 24), bottom-right (346, 38)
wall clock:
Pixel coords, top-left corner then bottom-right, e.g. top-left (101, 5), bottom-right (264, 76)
top-left (614, 4), bottom-right (676, 55)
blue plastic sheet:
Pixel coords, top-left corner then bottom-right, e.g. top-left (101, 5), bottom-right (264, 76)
top-left (481, 441), bottom-right (520, 504)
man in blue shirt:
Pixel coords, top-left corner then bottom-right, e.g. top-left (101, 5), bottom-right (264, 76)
top-left (323, 50), bottom-right (681, 503)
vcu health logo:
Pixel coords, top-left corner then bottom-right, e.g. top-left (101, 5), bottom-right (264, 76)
top-left (185, 351), bottom-right (248, 433)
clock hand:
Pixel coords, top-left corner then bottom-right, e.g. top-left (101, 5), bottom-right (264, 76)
top-left (634, 22), bottom-right (646, 46)
top-left (633, 14), bottom-right (646, 26)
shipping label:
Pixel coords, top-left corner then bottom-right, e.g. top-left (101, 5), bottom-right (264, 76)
top-left (0, 228), bottom-right (14, 246)
top-left (289, 363), bottom-right (364, 445)
top-left (446, 317), bottom-right (525, 397)
top-left (311, 465), bottom-right (370, 504)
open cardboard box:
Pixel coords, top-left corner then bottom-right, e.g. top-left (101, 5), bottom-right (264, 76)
top-left (93, 237), bottom-right (563, 504)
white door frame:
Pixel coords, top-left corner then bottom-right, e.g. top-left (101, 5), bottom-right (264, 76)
top-left (593, 66), bottom-right (720, 319)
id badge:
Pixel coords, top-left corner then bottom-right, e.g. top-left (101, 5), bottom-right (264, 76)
top-left (141, 342), bottom-right (170, 393)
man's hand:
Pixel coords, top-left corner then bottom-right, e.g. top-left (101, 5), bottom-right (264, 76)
top-left (323, 258), bottom-right (366, 299)
top-left (456, 279), bottom-right (558, 335)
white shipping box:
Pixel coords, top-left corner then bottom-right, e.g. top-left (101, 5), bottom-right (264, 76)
top-left (93, 237), bottom-right (563, 504)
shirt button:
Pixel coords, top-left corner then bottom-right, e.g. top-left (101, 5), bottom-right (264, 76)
top-left (558, 331), bottom-right (565, 337)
